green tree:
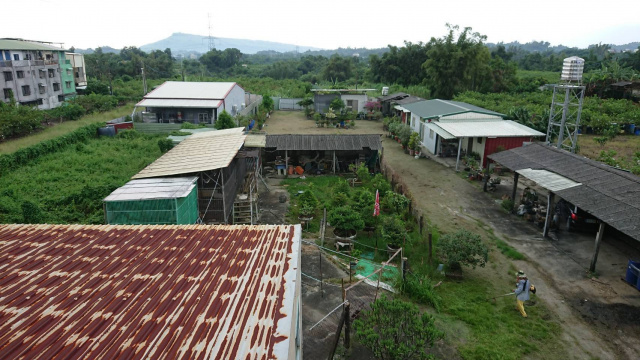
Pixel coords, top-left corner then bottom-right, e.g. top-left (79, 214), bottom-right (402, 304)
top-left (354, 296), bottom-right (442, 360)
top-left (261, 95), bottom-right (274, 112)
top-left (423, 24), bottom-right (492, 99)
top-left (214, 110), bottom-right (236, 129)
top-left (329, 97), bottom-right (345, 112)
top-left (437, 229), bottom-right (488, 271)
top-left (323, 55), bottom-right (352, 82)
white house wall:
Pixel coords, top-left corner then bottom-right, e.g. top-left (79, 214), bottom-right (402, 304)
top-left (223, 84), bottom-right (246, 117)
top-left (460, 137), bottom-right (487, 166)
top-left (422, 124), bottom-right (438, 155)
top-left (340, 94), bottom-right (367, 113)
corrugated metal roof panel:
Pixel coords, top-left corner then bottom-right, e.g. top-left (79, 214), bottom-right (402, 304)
top-left (0, 223), bottom-right (301, 360)
top-left (144, 81), bottom-right (239, 100)
top-left (104, 177), bottom-right (198, 201)
top-left (136, 98), bottom-right (222, 108)
top-left (435, 120), bottom-right (545, 138)
top-left (402, 99), bottom-right (505, 119)
top-left (424, 122), bottom-right (455, 140)
top-left (265, 134), bottom-right (382, 151)
top-left (488, 143), bottom-right (640, 241)
top-left (0, 39), bottom-right (66, 51)
top-left (245, 134), bottom-right (267, 148)
top-left (133, 130), bottom-right (246, 179)
top-left (516, 169), bottom-right (581, 192)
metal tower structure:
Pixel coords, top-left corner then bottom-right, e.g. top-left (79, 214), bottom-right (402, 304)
top-left (546, 57), bottom-right (585, 153)
top-left (207, 13), bottom-right (216, 51)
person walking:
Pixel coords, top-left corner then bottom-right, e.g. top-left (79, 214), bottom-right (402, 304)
top-left (514, 270), bottom-right (531, 318)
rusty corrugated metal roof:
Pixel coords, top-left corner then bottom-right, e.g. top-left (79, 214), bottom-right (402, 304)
top-left (0, 224), bottom-right (301, 360)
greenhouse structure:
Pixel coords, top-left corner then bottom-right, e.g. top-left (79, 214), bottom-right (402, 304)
top-left (104, 177), bottom-right (199, 225)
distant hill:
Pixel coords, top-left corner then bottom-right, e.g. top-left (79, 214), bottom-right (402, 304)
top-left (487, 41), bottom-right (640, 53)
top-left (73, 46), bottom-right (120, 54)
top-left (139, 32), bottom-right (322, 55)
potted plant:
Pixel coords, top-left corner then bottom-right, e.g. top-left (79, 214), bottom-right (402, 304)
top-left (329, 206), bottom-right (365, 239)
top-left (436, 230), bottom-right (488, 277)
top-left (298, 190), bottom-right (318, 221)
top-left (399, 125), bottom-right (412, 151)
top-left (408, 132), bottom-right (420, 156)
top-left (313, 112), bottom-right (322, 127)
top-left (381, 216), bottom-right (406, 256)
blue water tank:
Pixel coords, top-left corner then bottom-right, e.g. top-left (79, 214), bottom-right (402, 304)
top-left (626, 260), bottom-right (640, 286)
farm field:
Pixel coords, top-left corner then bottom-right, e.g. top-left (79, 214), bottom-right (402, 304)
top-left (0, 132), bottom-right (162, 224)
top-left (578, 133), bottom-right (640, 170)
top-left (0, 104), bottom-right (135, 155)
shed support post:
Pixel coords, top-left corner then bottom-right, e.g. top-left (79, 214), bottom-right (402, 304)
top-left (285, 150), bottom-right (288, 174)
top-left (455, 137), bottom-right (463, 172)
top-left (511, 172), bottom-right (519, 208)
top-left (543, 192), bottom-right (555, 237)
top-left (333, 151), bottom-right (336, 174)
top-left (589, 222), bottom-right (606, 272)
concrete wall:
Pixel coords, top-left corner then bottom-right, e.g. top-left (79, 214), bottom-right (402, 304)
top-left (460, 137), bottom-right (486, 166)
top-left (65, 53), bottom-right (87, 87)
top-left (340, 94), bottom-right (367, 113)
top-left (222, 84), bottom-right (245, 117)
top-left (423, 125), bottom-right (438, 155)
top-left (60, 51), bottom-right (76, 97)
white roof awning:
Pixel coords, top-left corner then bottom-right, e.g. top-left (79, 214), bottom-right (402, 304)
top-left (104, 177), bottom-right (198, 201)
top-left (516, 168), bottom-right (582, 192)
top-left (393, 105), bottom-right (410, 113)
top-left (435, 120), bottom-right (545, 138)
top-left (424, 122), bottom-right (456, 140)
top-left (136, 98), bottom-right (222, 108)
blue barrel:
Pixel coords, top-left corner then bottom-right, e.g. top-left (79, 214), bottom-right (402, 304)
top-left (635, 128), bottom-right (640, 136)
top-left (626, 260), bottom-right (640, 285)
top-left (629, 124), bottom-right (635, 134)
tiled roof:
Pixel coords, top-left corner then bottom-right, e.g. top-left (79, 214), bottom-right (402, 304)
top-left (0, 224), bottom-right (301, 360)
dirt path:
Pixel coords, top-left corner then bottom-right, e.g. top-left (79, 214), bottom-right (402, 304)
top-left (265, 111), bottom-right (640, 359)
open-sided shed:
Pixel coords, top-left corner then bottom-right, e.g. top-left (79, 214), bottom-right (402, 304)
top-left (489, 143), bottom-right (640, 271)
top-left (264, 134), bottom-right (382, 174)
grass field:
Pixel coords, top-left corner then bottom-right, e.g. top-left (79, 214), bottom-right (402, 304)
top-left (0, 104), bottom-right (135, 154)
top-left (0, 133), bottom-right (162, 224)
top-left (578, 133), bottom-right (640, 167)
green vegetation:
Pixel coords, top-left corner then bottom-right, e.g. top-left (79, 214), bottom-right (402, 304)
top-left (0, 130), bottom-right (163, 224)
top-left (214, 110), bottom-right (236, 130)
top-left (436, 230), bottom-right (489, 272)
top-left (354, 296), bottom-right (442, 360)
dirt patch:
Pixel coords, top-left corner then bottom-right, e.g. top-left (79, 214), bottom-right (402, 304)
top-left (263, 111), bottom-right (640, 359)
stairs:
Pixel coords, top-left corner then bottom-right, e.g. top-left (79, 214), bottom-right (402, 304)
top-left (233, 199), bottom-right (255, 224)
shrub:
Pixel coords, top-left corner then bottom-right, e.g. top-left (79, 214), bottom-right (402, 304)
top-left (382, 191), bottom-right (410, 215)
top-left (0, 100), bottom-right (44, 139)
top-left (45, 103), bottom-right (86, 121)
top-left (261, 95), bottom-right (274, 112)
top-left (181, 122), bottom-right (199, 129)
top-left (328, 206), bottom-right (364, 235)
top-left (381, 216), bottom-right (406, 248)
top-left (298, 190), bottom-right (319, 209)
top-left (501, 198), bottom-right (514, 213)
top-left (399, 274), bottom-right (442, 311)
top-left (370, 174), bottom-right (391, 196)
top-left (22, 201), bottom-right (44, 223)
top-left (214, 110), bottom-right (236, 130)
top-left (354, 296), bottom-right (442, 360)
top-left (158, 138), bottom-right (174, 153)
top-left (437, 230), bottom-right (488, 271)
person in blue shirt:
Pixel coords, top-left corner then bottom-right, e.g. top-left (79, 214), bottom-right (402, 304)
top-left (514, 270), bottom-right (531, 318)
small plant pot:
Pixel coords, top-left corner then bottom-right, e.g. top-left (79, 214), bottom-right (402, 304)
top-left (409, 150), bottom-right (415, 156)
top-left (334, 228), bottom-right (356, 241)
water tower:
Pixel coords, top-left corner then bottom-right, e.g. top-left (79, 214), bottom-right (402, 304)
top-left (545, 56), bottom-right (586, 153)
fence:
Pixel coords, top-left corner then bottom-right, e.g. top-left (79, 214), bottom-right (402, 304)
top-left (239, 94), bottom-right (263, 117)
top-left (279, 98), bottom-right (304, 111)
top-left (302, 209), bottom-right (405, 359)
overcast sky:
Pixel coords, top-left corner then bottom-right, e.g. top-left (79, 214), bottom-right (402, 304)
top-left (6, 0), bottom-right (639, 50)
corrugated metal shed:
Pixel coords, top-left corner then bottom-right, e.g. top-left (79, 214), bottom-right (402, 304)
top-left (143, 81), bottom-right (239, 100)
top-left (394, 96), bottom-right (425, 105)
top-left (516, 169), bottom-right (581, 192)
top-left (136, 99), bottom-right (222, 108)
top-left (0, 38), bottom-right (67, 51)
top-left (132, 129), bottom-right (246, 179)
top-left (378, 92), bottom-right (408, 102)
top-left (0, 223), bottom-right (301, 360)
top-left (489, 143), bottom-right (640, 241)
top-left (104, 177), bottom-right (197, 201)
top-left (402, 99), bottom-right (505, 119)
top-left (435, 120), bottom-right (545, 138)
top-left (265, 134), bottom-right (382, 151)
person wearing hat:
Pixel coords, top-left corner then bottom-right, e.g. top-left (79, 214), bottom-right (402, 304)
top-left (514, 270), bottom-right (531, 318)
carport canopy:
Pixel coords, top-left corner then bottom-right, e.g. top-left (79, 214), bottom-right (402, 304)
top-left (489, 143), bottom-right (640, 272)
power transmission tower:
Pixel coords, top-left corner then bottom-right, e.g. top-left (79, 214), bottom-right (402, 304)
top-left (208, 14), bottom-right (216, 51)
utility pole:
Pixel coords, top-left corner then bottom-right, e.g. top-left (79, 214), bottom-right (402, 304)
top-left (141, 61), bottom-right (147, 95)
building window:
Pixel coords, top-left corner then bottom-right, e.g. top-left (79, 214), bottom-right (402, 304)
top-left (16, 71), bottom-right (24, 79)
top-left (3, 71), bottom-right (13, 81)
top-left (53, 83), bottom-right (60, 91)
top-left (13, 54), bottom-right (19, 61)
top-left (39, 84), bottom-right (46, 94)
top-left (21, 85), bottom-right (30, 96)
top-left (429, 129), bottom-right (434, 139)
top-left (58, 95), bottom-right (64, 102)
top-left (65, 81), bottom-right (72, 89)
top-left (3, 88), bottom-right (12, 99)
top-left (198, 113), bottom-right (209, 122)
top-left (24, 54), bottom-right (32, 60)
top-left (39, 70), bottom-right (46, 79)
top-left (66, 69), bottom-right (72, 76)
top-left (48, 69), bottom-right (55, 78)
top-left (477, 137), bottom-right (482, 144)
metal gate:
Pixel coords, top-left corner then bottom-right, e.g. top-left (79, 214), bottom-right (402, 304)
top-left (279, 98), bottom-right (303, 110)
